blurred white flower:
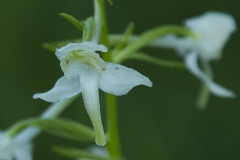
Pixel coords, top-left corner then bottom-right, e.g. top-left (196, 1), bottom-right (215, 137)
top-left (33, 41), bottom-right (152, 146)
top-left (0, 131), bottom-right (33, 160)
top-left (0, 95), bottom-right (74, 160)
top-left (154, 11), bottom-right (236, 98)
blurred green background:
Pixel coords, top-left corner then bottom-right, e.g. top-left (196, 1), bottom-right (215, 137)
top-left (0, 0), bottom-right (239, 159)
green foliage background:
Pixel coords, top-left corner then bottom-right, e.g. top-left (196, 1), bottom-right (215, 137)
top-left (0, 0), bottom-right (239, 159)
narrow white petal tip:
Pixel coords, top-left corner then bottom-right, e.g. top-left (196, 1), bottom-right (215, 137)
top-left (185, 52), bottom-right (236, 99)
top-left (209, 82), bottom-right (236, 98)
top-left (145, 78), bottom-right (153, 87)
top-left (98, 44), bottom-right (108, 52)
top-left (32, 94), bottom-right (40, 99)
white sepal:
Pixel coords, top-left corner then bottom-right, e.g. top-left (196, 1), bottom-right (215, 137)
top-left (33, 75), bottom-right (81, 103)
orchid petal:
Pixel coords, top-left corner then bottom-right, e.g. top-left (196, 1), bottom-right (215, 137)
top-left (13, 144), bottom-right (33, 160)
top-left (185, 11), bottom-right (236, 60)
top-left (79, 65), bottom-right (106, 146)
top-left (99, 63), bottom-right (152, 96)
top-left (185, 52), bottom-right (235, 98)
top-left (56, 42), bottom-right (107, 60)
top-left (33, 75), bottom-right (81, 103)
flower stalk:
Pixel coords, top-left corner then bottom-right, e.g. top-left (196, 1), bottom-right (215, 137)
top-left (94, 0), bottom-right (122, 158)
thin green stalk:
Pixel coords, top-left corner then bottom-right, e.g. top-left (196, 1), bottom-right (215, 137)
top-left (94, 0), bottom-right (121, 158)
top-left (113, 26), bottom-right (196, 63)
top-left (196, 60), bottom-right (213, 110)
top-left (130, 52), bottom-right (186, 69)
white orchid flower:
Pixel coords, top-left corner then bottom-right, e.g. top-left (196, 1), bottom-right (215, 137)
top-left (0, 131), bottom-right (33, 160)
top-left (154, 11), bottom-right (236, 98)
top-left (0, 97), bottom-right (75, 160)
top-left (33, 41), bottom-right (152, 146)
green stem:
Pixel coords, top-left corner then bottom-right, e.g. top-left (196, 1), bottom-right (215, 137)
top-left (94, 0), bottom-right (111, 61)
top-left (113, 26), bottom-right (196, 63)
top-left (8, 95), bottom-right (79, 143)
top-left (105, 94), bottom-right (121, 159)
top-left (94, 0), bottom-right (121, 158)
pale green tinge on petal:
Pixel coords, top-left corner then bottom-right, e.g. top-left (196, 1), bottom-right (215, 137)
top-left (74, 51), bottom-right (106, 74)
top-left (56, 42), bottom-right (107, 78)
top-left (99, 63), bottom-right (152, 96)
top-left (60, 50), bottom-right (106, 79)
top-left (56, 42), bottom-right (107, 60)
top-left (33, 75), bottom-right (81, 103)
top-left (79, 65), bottom-right (106, 146)
top-left (184, 11), bottom-right (236, 60)
top-left (185, 52), bottom-right (236, 98)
